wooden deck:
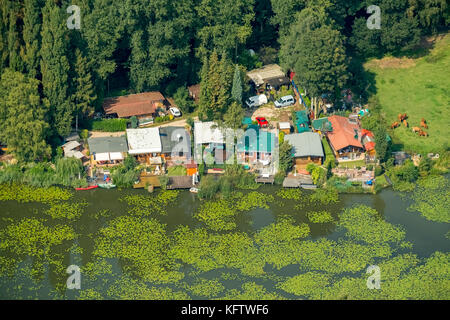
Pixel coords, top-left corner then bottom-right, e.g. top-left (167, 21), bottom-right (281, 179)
top-left (283, 175), bottom-right (315, 189)
top-left (255, 176), bottom-right (275, 184)
top-left (133, 176), bottom-right (161, 189)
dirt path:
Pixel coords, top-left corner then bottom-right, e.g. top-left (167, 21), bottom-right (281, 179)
top-left (89, 116), bottom-right (199, 138)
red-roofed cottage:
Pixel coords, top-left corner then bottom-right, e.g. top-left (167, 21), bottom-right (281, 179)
top-left (326, 115), bottom-right (364, 161)
top-left (103, 92), bottom-right (165, 120)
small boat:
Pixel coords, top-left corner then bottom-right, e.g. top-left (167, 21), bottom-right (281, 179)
top-left (75, 185), bottom-right (98, 191)
top-left (98, 184), bottom-right (117, 189)
top-left (189, 187), bottom-right (199, 194)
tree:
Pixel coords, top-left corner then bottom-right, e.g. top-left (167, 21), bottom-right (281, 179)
top-left (374, 126), bottom-right (390, 162)
top-left (280, 7), bottom-right (348, 119)
top-left (351, 0), bottom-right (421, 57)
top-left (270, 0), bottom-right (306, 37)
top-left (41, 1), bottom-right (73, 138)
top-left (0, 69), bottom-right (51, 162)
top-left (72, 49), bottom-right (96, 131)
top-left (55, 157), bottom-right (84, 184)
top-left (196, 0), bottom-right (255, 61)
top-left (173, 87), bottom-right (195, 114)
top-left (231, 65), bottom-right (243, 104)
top-left (418, 157), bottom-right (432, 176)
top-left (380, 0), bottom-right (421, 53)
top-left (23, 0), bottom-right (43, 79)
top-left (223, 102), bottom-right (244, 129)
top-left (198, 56), bottom-right (211, 121)
top-left (128, 0), bottom-right (195, 92)
top-left (6, 2), bottom-right (24, 72)
top-left (413, 0), bottom-right (449, 33)
top-left (198, 51), bottom-right (233, 121)
top-left (279, 140), bottom-right (293, 174)
top-left (82, 0), bottom-right (122, 96)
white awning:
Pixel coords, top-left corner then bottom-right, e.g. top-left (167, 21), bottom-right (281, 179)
top-left (109, 152), bottom-right (124, 161)
top-left (95, 153), bottom-right (110, 161)
top-left (65, 150), bottom-right (84, 159)
top-left (279, 122), bottom-right (291, 130)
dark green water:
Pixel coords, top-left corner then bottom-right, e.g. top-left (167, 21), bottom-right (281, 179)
top-left (0, 185), bottom-right (448, 299)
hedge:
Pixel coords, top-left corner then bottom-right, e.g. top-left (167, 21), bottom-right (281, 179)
top-left (91, 119), bottom-right (129, 132)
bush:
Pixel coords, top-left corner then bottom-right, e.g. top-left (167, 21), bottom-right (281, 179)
top-left (173, 87), bottom-right (195, 114)
top-left (159, 175), bottom-right (169, 190)
top-left (130, 116), bottom-right (138, 129)
top-left (375, 165), bottom-right (383, 176)
top-left (274, 172), bottom-right (285, 185)
top-left (91, 119), bottom-right (129, 132)
top-left (111, 163), bottom-right (140, 188)
top-left (198, 175), bottom-right (220, 200)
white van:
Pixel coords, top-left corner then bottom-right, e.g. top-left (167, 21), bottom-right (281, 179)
top-left (274, 95), bottom-right (295, 108)
top-left (245, 94), bottom-right (268, 108)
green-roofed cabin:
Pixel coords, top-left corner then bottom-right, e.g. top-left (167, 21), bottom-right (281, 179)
top-left (236, 127), bottom-right (275, 165)
top-left (295, 110), bottom-right (311, 133)
top-left (312, 117), bottom-right (333, 133)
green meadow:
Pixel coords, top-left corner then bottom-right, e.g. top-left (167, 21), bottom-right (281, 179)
top-left (365, 34), bottom-right (450, 154)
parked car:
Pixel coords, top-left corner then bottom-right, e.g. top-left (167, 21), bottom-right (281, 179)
top-left (245, 94), bottom-right (268, 108)
top-left (274, 95), bottom-right (295, 108)
top-left (169, 107), bottom-right (182, 117)
top-left (256, 117), bottom-right (269, 128)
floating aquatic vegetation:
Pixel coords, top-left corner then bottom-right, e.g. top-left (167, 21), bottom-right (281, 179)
top-left (0, 218), bottom-right (76, 286)
top-left (235, 191), bottom-right (274, 211)
top-left (170, 226), bottom-right (265, 276)
top-left (120, 190), bottom-right (179, 216)
top-left (195, 199), bottom-right (237, 231)
top-left (0, 218), bottom-right (75, 258)
top-left (106, 276), bottom-right (189, 300)
top-left (308, 187), bottom-right (339, 205)
top-left (296, 239), bottom-right (392, 274)
top-left (338, 205), bottom-right (406, 245)
top-left (77, 289), bottom-right (103, 300)
top-left (307, 211), bottom-right (334, 223)
top-left (318, 252), bottom-right (450, 300)
top-left (44, 202), bottom-right (87, 220)
top-left (220, 282), bottom-right (285, 300)
top-left (185, 279), bottom-right (225, 298)
top-left (254, 217), bottom-right (310, 246)
top-left (81, 258), bottom-right (113, 282)
top-left (277, 272), bottom-right (331, 298)
top-left (94, 216), bottom-right (184, 283)
top-left (408, 175), bottom-right (450, 223)
top-left (90, 209), bottom-right (112, 220)
top-left (0, 184), bottom-right (72, 204)
top-left (276, 188), bottom-right (303, 201)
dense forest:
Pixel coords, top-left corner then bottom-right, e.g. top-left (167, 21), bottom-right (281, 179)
top-left (0, 0), bottom-right (448, 162)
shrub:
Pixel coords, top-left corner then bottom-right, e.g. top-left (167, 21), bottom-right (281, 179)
top-left (130, 116), bottom-right (138, 129)
top-left (91, 119), bottom-right (129, 132)
top-left (198, 175), bottom-right (220, 200)
top-left (158, 175), bottom-right (169, 190)
top-left (274, 172), bottom-right (285, 185)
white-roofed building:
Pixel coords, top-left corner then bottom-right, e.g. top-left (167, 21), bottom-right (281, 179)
top-left (126, 128), bottom-right (162, 164)
top-left (194, 122), bottom-right (235, 165)
top-left (194, 122), bottom-right (225, 145)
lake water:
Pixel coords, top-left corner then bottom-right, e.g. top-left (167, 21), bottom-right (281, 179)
top-left (0, 184), bottom-right (448, 299)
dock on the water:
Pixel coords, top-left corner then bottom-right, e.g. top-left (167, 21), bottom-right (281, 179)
top-left (133, 175), bottom-right (161, 189)
top-left (255, 175), bottom-right (275, 184)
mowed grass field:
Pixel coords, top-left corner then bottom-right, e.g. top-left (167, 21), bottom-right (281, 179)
top-left (365, 33), bottom-right (450, 154)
